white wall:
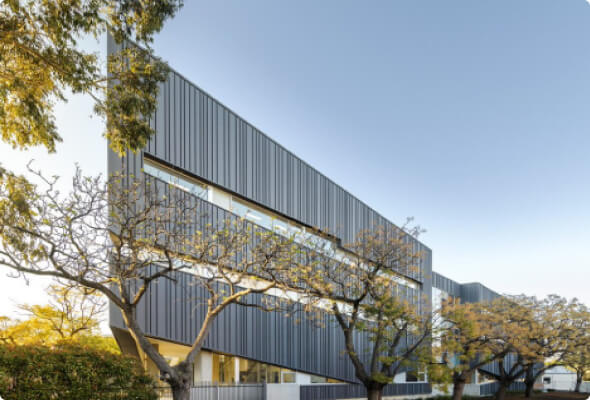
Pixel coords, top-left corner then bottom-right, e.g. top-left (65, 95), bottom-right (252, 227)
top-left (295, 372), bottom-right (311, 384)
top-left (393, 372), bottom-right (406, 383)
top-left (543, 373), bottom-right (577, 392)
top-left (193, 351), bottom-right (213, 383)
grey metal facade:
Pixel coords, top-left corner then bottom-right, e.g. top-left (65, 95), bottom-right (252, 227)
top-left (110, 262), bottom-right (403, 382)
top-left (432, 272), bottom-right (500, 303)
top-left (107, 36), bottom-right (429, 285)
top-left (432, 272), bottom-right (461, 298)
top-left (107, 36), bottom-right (432, 386)
top-left (106, 36), bottom-right (505, 391)
top-left (459, 282), bottom-right (500, 303)
top-left (299, 383), bottom-right (431, 400)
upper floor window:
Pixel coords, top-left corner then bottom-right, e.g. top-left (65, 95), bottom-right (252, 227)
top-left (231, 198), bottom-right (333, 252)
top-left (142, 157), bottom-right (419, 290)
top-left (143, 158), bottom-right (209, 200)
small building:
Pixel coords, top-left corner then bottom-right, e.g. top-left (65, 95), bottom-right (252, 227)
top-left (542, 366), bottom-right (577, 392)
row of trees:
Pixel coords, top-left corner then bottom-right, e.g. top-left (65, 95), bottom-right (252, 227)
top-left (434, 294), bottom-right (590, 400)
top-left (1, 167), bottom-right (590, 400)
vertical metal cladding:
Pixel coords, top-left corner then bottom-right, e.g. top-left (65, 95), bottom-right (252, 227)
top-left (109, 263), bottom-right (423, 383)
top-left (108, 36), bottom-right (430, 283)
top-left (432, 272), bottom-right (462, 298)
top-left (431, 272), bottom-right (499, 303)
top-left (431, 273), bottom-right (508, 381)
top-left (459, 282), bottom-right (500, 304)
top-left (107, 36), bottom-right (432, 385)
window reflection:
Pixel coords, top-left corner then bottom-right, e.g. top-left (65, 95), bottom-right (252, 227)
top-left (212, 354), bottom-right (235, 383)
top-left (236, 358), bottom-right (300, 384)
top-left (231, 199), bottom-right (332, 251)
top-left (143, 159), bottom-right (208, 200)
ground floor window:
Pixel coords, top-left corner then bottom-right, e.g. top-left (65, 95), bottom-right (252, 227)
top-left (238, 358), bottom-right (296, 383)
top-left (212, 354), bottom-right (235, 383)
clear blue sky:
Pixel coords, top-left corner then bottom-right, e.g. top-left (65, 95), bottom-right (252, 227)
top-left (2, 0), bottom-right (590, 319)
top-left (149, 0), bottom-right (590, 301)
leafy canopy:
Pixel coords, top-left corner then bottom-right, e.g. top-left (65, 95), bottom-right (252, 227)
top-left (1, 0), bottom-right (182, 154)
top-left (0, 284), bottom-right (118, 353)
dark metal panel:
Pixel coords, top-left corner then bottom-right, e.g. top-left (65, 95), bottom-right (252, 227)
top-left (460, 282), bottom-right (500, 303)
top-left (107, 38), bottom-right (434, 382)
top-left (432, 271), bottom-right (462, 298)
top-left (299, 383), bottom-right (431, 400)
top-left (480, 382), bottom-right (526, 396)
top-left (131, 62), bottom-right (431, 282)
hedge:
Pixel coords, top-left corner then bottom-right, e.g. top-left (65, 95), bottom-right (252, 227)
top-left (0, 343), bottom-right (158, 400)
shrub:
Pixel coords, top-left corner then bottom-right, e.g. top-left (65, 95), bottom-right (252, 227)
top-left (0, 343), bottom-right (157, 400)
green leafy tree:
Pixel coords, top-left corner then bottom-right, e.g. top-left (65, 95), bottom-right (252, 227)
top-left (0, 0), bottom-right (183, 231)
top-left (1, 0), bottom-right (182, 154)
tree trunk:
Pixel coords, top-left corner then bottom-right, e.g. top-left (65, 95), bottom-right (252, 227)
top-left (170, 380), bottom-right (191, 400)
top-left (523, 364), bottom-right (536, 398)
top-left (171, 385), bottom-right (190, 400)
top-left (495, 384), bottom-right (508, 400)
top-left (367, 387), bottom-right (382, 400)
top-left (575, 371), bottom-right (583, 393)
top-left (452, 380), bottom-right (466, 400)
top-left (525, 381), bottom-right (534, 398)
top-left (169, 367), bottom-right (193, 400)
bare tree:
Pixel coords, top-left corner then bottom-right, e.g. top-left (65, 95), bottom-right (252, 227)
top-left (280, 224), bottom-right (433, 400)
top-left (0, 164), bottom-right (291, 400)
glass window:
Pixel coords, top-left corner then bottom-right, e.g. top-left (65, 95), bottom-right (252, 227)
top-left (259, 363), bottom-right (267, 383)
top-left (282, 372), bottom-right (296, 383)
top-left (311, 375), bottom-right (327, 384)
top-left (267, 366), bottom-right (281, 383)
top-left (231, 199), bottom-right (334, 252)
top-left (239, 359), bottom-right (259, 383)
top-left (143, 159), bottom-right (208, 200)
top-left (232, 200), bottom-right (273, 231)
top-left (236, 358), bottom-right (296, 384)
top-left (212, 354), bottom-right (235, 383)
